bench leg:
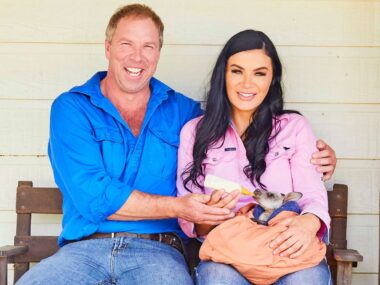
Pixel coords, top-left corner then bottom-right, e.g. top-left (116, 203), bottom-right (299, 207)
top-left (336, 261), bottom-right (353, 285)
top-left (0, 257), bottom-right (8, 285)
top-left (14, 263), bottom-right (29, 284)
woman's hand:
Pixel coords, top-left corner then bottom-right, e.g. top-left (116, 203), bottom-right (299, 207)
top-left (311, 139), bottom-right (337, 181)
top-left (207, 189), bottom-right (241, 209)
top-left (269, 214), bottom-right (321, 258)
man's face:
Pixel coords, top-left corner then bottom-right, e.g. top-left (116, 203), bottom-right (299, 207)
top-left (105, 16), bottom-right (161, 95)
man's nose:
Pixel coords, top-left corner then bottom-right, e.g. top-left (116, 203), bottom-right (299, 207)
top-left (130, 47), bottom-right (142, 61)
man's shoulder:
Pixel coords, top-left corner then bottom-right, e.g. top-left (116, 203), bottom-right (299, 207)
top-left (52, 91), bottom-right (79, 107)
top-left (68, 72), bottom-right (104, 96)
top-left (53, 72), bottom-right (104, 108)
top-left (167, 89), bottom-right (202, 119)
top-left (151, 77), bottom-right (198, 105)
top-left (52, 90), bottom-right (88, 108)
top-left (170, 92), bottom-right (200, 111)
top-left (151, 78), bottom-right (203, 125)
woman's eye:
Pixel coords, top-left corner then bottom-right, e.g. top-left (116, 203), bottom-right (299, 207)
top-left (231, 69), bottom-right (242, 74)
top-left (255, 72), bottom-right (266, 76)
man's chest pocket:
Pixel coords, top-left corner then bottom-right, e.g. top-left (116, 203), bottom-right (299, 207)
top-left (93, 127), bottom-right (126, 177)
top-left (144, 129), bottom-right (179, 179)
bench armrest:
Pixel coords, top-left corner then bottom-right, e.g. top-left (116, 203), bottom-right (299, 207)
top-left (0, 245), bottom-right (28, 258)
top-left (333, 248), bottom-right (363, 263)
top-left (0, 245), bottom-right (28, 285)
top-left (333, 249), bottom-right (363, 285)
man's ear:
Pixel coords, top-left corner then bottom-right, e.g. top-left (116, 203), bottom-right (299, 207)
top-left (105, 40), bottom-right (111, 60)
top-left (284, 192), bottom-right (303, 203)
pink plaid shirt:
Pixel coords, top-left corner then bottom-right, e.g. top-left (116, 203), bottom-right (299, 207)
top-left (176, 113), bottom-right (330, 242)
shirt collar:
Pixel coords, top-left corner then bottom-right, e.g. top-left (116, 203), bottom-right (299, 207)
top-left (69, 71), bottom-right (174, 105)
top-left (69, 71), bottom-right (106, 105)
top-left (68, 71), bottom-right (175, 131)
top-left (149, 77), bottom-right (173, 101)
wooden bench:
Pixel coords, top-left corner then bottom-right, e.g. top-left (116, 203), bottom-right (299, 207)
top-left (0, 181), bottom-right (363, 285)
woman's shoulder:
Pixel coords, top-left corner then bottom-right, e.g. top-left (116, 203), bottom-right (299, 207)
top-left (275, 112), bottom-right (311, 130)
top-left (272, 112), bottom-right (315, 142)
top-left (182, 115), bottom-right (204, 129)
top-left (180, 115), bottom-right (204, 137)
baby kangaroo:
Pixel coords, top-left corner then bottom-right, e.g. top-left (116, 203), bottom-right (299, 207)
top-left (252, 189), bottom-right (303, 224)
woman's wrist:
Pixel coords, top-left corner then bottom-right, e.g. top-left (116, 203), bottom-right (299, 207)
top-left (301, 213), bottom-right (321, 234)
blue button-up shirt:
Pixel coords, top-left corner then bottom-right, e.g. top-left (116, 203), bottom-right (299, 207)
top-left (48, 72), bottom-right (202, 246)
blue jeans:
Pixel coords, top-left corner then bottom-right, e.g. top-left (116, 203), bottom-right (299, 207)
top-left (17, 237), bottom-right (193, 285)
top-left (195, 259), bottom-right (332, 285)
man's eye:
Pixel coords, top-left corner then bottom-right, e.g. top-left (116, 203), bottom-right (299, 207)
top-left (145, 45), bottom-right (154, 49)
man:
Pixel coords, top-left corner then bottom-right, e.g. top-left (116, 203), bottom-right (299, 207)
top-left (18, 4), bottom-right (336, 284)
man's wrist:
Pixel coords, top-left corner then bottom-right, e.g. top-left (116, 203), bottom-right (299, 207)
top-left (165, 196), bottom-right (179, 219)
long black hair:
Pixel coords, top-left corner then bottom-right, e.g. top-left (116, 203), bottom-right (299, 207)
top-left (182, 29), bottom-right (299, 191)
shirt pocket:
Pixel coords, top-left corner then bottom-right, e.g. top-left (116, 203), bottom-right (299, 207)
top-left (266, 143), bottom-right (294, 164)
top-left (93, 127), bottom-right (125, 177)
top-left (146, 128), bottom-right (179, 179)
top-left (93, 127), bottom-right (123, 143)
top-left (203, 146), bottom-right (237, 167)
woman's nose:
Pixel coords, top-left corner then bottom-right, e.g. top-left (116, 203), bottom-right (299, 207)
top-left (242, 74), bottom-right (253, 88)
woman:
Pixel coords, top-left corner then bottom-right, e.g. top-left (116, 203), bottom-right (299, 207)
top-left (177, 30), bottom-right (332, 285)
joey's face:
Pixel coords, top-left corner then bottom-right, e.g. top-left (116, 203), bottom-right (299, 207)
top-left (253, 189), bottom-right (285, 210)
top-left (253, 189), bottom-right (303, 210)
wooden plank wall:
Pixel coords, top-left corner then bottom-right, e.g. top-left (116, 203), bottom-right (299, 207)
top-left (0, 0), bottom-right (379, 284)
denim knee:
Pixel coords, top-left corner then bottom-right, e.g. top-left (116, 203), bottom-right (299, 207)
top-left (275, 259), bottom-right (332, 285)
top-left (195, 261), bottom-right (251, 285)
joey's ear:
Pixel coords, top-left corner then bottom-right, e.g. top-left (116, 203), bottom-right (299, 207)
top-left (284, 192), bottom-right (303, 203)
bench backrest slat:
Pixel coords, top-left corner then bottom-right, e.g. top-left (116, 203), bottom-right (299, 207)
top-left (16, 186), bottom-right (63, 214)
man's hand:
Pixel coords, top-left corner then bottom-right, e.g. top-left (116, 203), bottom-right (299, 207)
top-left (269, 214), bottom-right (320, 258)
top-left (174, 192), bottom-right (236, 225)
top-left (311, 139), bottom-right (337, 181)
top-left (186, 189), bottom-right (240, 236)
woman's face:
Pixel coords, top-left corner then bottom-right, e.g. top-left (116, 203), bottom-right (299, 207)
top-left (225, 49), bottom-right (273, 118)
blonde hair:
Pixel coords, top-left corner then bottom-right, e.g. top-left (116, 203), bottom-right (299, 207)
top-left (105, 4), bottom-right (164, 48)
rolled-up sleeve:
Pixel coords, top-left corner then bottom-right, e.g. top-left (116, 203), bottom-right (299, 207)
top-left (48, 95), bottom-right (133, 224)
top-left (290, 117), bottom-right (330, 242)
top-left (176, 118), bottom-right (203, 238)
